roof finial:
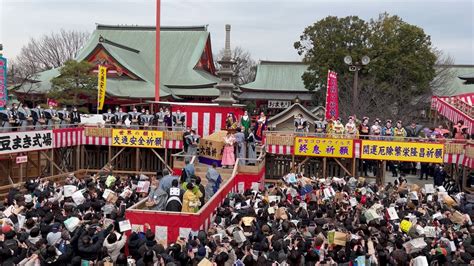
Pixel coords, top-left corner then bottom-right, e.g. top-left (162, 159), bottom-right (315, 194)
top-left (213, 24), bottom-right (237, 106)
top-left (223, 24), bottom-right (232, 60)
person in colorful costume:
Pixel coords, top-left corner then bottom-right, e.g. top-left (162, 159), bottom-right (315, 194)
top-left (331, 118), bottom-right (345, 138)
top-left (452, 120), bottom-right (467, 140)
top-left (239, 110), bottom-right (251, 136)
top-left (358, 117), bottom-right (370, 139)
top-left (382, 120), bottom-right (394, 140)
top-left (393, 120), bottom-right (407, 141)
top-left (370, 119), bottom-right (382, 140)
top-left (255, 112), bottom-right (267, 142)
top-left (345, 116), bottom-right (358, 139)
top-left (226, 113), bottom-right (238, 130)
top-left (222, 131), bottom-right (236, 168)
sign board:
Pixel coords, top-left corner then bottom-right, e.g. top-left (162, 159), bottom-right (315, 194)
top-left (360, 140), bottom-right (444, 163)
top-left (267, 100), bottom-right (291, 109)
top-left (16, 155), bottom-right (28, 164)
top-left (294, 137), bottom-right (353, 158)
top-left (0, 130), bottom-right (54, 155)
top-left (112, 129), bottom-right (163, 148)
top-left (0, 56), bottom-right (7, 108)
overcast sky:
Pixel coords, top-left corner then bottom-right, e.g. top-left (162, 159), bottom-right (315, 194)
top-left (1, 0), bottom-right (473, 64)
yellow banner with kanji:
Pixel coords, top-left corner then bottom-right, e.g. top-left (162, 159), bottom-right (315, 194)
top-left (112, 129), bottom-right (164, 148)
top-left (294, 137), bottom-right (353, 158)
top-left (97, 65), bottom-right (107, 111)
top-left (360, 140), bottom-right (444, 163)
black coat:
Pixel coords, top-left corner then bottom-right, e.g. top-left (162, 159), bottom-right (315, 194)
top-left (128, 232), bottom-right (146, 260)
top-left (70, 111), bottom-right (81, 123)
top-left (434, 169), bottom-right (447, 186)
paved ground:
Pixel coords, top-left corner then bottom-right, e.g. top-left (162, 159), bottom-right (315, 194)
top-left (384, 173), bottom-right (433, 186)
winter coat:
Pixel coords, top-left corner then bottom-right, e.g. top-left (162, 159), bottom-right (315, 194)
top-left (128, 232), bottom-right (146, 260)
top-left (103, 233), bottom-right (127, 262)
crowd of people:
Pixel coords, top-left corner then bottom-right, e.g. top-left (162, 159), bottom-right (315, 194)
top-left (296, 115), bottom-right (471, 140)
top-left (0, 161), bottom-right (225, 265)
top-left (2, 167), bottom-right (473, 265)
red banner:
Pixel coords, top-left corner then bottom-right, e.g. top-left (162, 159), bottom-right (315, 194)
top-left (325, 70), bottom-right (339, 120)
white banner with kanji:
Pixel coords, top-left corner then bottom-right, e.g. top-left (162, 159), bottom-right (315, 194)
top-left (0, 130), bottom-right (54, 155)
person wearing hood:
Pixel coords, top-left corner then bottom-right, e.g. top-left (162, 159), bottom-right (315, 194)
top-left (205, 162), bottom-right (222, 201)
top-left (103, 231), bottom-right (127, 262)
top-left (146, 178), bottom-right (168, 211)
top-left (127, 231), bottom-right (146, 261)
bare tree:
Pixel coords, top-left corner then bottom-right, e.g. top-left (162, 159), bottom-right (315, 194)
top-left (15, 29), bottom-right (90, 73)
top-left (217, 46), bottom-right (257, 85)
top-left (430, 48), bottom-right (456, 96)
top-left (9, 29), bottom-right (90, 101)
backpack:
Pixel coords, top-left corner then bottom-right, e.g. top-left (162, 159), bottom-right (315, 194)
top-left (57, 240), bottom-right (68, 254)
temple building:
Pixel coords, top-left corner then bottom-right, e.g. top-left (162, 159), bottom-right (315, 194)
top-left (14, 24), bottom-right (220, 107)
top-left (238, 61), bottom-right (314, 115)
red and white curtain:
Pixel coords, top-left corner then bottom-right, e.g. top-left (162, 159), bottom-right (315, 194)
top-left (177, 105), bottom-right (244, 137)
top-left (431, 95), bottom-right (473, 134)
top-left (266, 145), bottom-right (293, 155)
top-left (53, 128), bottom-right (182, 149)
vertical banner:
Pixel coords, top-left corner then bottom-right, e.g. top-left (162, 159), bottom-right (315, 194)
top-left (97, 65), bottom-right (107, 111)
top-left (325, 70), bottom-right (339, 120)
top-left (0, 56), bottom-right (7, 109)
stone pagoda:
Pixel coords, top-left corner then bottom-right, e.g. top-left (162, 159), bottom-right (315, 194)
top-left (213, 24), bottom-right (237, 106)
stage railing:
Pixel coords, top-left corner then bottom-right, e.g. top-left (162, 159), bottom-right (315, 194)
top-left (128, 153), bottom-right (267, 213)
top-left (264, 131), bottom-right (472, 145)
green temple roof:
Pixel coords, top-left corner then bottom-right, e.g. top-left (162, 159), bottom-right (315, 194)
top-left (240, 61), bottom-right (312, 92)
top-left (15, 24), bottom-right (220, 99)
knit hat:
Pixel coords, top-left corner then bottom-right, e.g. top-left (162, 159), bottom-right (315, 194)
top-left (197, 246), bottom-right (207, 258)
top-left (1, 224), bottom-right (12, 234)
